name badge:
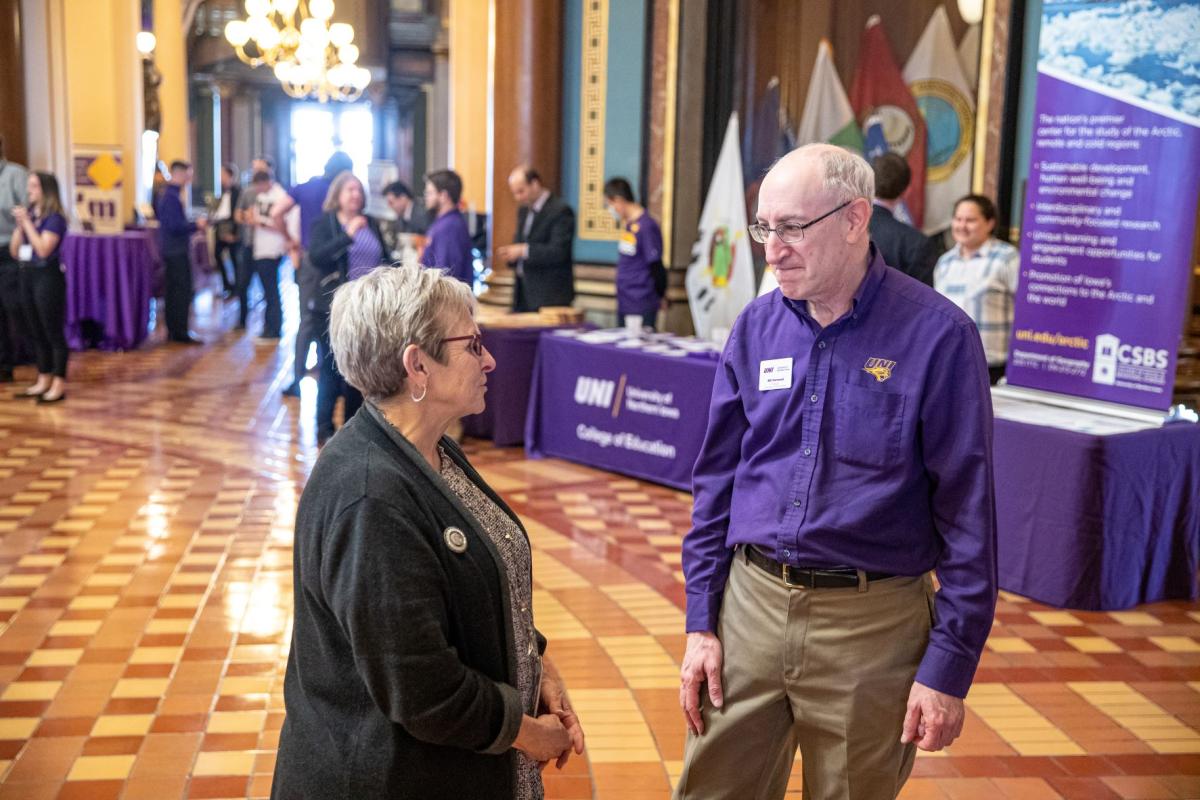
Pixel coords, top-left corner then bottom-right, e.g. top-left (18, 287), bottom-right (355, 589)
top-left (759, 357), bottom-right (793, 391)
top-left (617, 231), bottom-right (637, 256)
top-left (17, 244), bottom-right (33, 263)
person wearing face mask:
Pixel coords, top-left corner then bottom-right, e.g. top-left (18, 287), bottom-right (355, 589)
top-left (602, 177), bottom-right (665, 331)
top-left (419, 169), bottom-right (474, 286)
top-left (306, 170), bottom-right (387, 446)
top-left (933, 195), bottom-right (1019, 385)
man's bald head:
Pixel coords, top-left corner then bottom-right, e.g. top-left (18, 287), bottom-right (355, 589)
top-left (508, 165), bottom-right (544, 207)
top-left (756, 144), bottom-right (875, 305)
top-left (761, 144), bottom-right (874, 209)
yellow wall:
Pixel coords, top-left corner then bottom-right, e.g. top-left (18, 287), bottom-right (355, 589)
top-left (63, 0), bottom-right (142, 214)
top-left (449, 0), bottom-right (490, 211)
top-left (154, 0), bottom-right (190, 165)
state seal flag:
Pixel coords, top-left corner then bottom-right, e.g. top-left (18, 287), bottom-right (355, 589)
top-left (686, 113), bottom-right (757, 339)
top-left (904, 6), bottom-right (976, 234)
top-left (795, 40), bottom-right (864, 153)
top-left (850, 15), bottom-right (928, 229)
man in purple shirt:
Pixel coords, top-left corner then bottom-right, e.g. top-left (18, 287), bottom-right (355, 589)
top-left (154, 160), bottom-right (207, 344)
top-left (603, 177), bottom-right (665, 329)
top-left (271, 151), bottom-right (352, 397)
top-left (419, 169), bottom-right (474, 286)
top-left (675, 144), bottom-right (996, 800)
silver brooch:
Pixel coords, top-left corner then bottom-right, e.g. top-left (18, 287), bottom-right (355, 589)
top-left (444, 527), bottom-right (468, 554)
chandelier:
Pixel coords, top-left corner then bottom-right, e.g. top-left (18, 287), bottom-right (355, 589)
top-left (224, 0), bottom-right (371, 103)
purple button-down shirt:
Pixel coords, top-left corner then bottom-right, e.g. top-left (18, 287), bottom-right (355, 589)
top-left (683, 247), bottom-right (997, 699)
top-left (420, 208), bottom-right (474, 286)
top-left (289, 177), bottom-right (332, 248)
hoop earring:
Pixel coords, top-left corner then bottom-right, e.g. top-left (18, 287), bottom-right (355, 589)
top-left (410, 383), bottom-right (428, 403)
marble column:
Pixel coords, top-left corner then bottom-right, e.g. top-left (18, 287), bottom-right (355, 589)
top-left (484, 0), bottom-right (564, 308)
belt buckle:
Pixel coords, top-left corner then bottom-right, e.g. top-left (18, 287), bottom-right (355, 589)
top-left (781, 564), bottom-right (810, 590)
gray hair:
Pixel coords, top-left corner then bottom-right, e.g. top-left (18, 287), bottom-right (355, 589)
top-left (329, 264), bottom-right (476, 401)
top-left (792, 143), bottom-right (875, 204)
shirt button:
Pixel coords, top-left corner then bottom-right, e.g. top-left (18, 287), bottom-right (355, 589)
top-left (810, 394), bottom-right (818, 403)
top-left (804, 447), bottom-right (812, 456)
top-left (792, 499), bottom-right (802, 507)
top-left (782, 549), bottom-right (791, 559)
top-left (818, 341), bottom-right (827, 349)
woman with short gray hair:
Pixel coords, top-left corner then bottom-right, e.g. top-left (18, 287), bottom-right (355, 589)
top-left (272, 264), bottom-right (584, 800)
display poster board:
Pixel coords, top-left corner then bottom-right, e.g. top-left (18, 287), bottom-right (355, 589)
top-left (74, 147), bottom-right (125, 234)
top-left (1007, 0), bottom-right (1200, 410)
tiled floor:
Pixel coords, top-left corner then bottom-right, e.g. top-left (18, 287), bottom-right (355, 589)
top-left (0, 289), bottom-right (1198, 799)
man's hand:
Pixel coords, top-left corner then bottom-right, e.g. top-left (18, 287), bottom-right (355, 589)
top-left (495, 243), bottom-right (527, 263)
top-left (678, 631), bottom-right (723, 735)
top-left (538, 668), bottom-right (585, 769)
top-left (900, 681), bottom-right (965, 752)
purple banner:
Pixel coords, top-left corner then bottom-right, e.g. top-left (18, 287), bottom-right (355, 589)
top-left (525, 334), bottom-right (718, 491)
top-left (1009, 0), bottom-right (1200, 410)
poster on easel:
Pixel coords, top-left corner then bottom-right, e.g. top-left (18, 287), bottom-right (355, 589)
top-left (74, 147), bottom-right (125, 234)
top-left (1007, 0), bottom-right (1200, 411)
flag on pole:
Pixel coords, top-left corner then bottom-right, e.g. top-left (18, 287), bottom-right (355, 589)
top-left (795, 40), bottom-right (864, 153)
top-left (904, 6), bottom-right (976, 233)
top-left (850, 16), bottom-right (927, 228)
top-left (687, 114), bottom-right (757, 338)
top-left (764, 40), bottom-right (863, 296)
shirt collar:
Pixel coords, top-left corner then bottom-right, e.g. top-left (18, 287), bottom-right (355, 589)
top-left (951, 237), bottom-right (999, 261)
top-left (532, 190), bottom-right (551, 213)
top-left (781, 244), bottom-right (887, 325)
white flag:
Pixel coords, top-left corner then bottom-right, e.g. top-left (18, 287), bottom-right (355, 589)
top-left (903, 7), bottom-right (975, 234)
top-left (796, 40), bottom-right (864, 152)
top-left (686, 114), bottom-right (756, 339)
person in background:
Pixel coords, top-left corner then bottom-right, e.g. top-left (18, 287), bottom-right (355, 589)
top-left (383, 180), bottom-right (427, 236)
top-left (211, 163), bottom-right (241, 298)
top-left (9, 172), bottom-right (68, 403)
top-left (0, 138), bottom-right (29, 383)
top-left (603, 177), bottom-right (666, 330)
top-left (933, 194), bottom-right (1020, 385)
top-left (306, 170), bottom-right (386, 446)
top-left (245, 170), bottom-right (288, 340)
top-left (272, 264), bottom-right (583, 800)
top-left (273, 151), bottom-right (353, 399)
top-left (869, 153), bottom-right (939, 287)
top-left (234, 156), bottom-right (274, 330)
top-left (419, 170), bottom-right (474, 286)
top-left (497, 166), bottom-right (575, 312)
top-left (154, 160), bottom-right (207, 345)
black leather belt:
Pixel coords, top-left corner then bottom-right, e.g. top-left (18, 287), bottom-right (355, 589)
top-left (745, 546), bottom-right (894, 589)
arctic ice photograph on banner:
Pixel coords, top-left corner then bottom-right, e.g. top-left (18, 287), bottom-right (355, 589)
top-left (1039, 0), bottom-right (1200, 123)
top-left (1008, 0), bottom-right (1200, 410)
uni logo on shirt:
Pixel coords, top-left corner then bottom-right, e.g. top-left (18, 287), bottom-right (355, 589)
top-left (862, 357), bottom-right (896, 382)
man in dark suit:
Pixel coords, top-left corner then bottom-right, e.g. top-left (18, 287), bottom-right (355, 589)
top-left (496, 166), bottom-right (575, 312)
top-left (869, 153), bottom-right (938, 287)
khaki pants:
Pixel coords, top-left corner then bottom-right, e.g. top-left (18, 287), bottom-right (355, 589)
top-left (674, 548), bottom-right (934, 800)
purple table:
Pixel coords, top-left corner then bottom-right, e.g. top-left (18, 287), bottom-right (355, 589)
top-left (62, 230), bottom-right (160, 351)
top-left (995, 418), bottom-right (1200, 610)
top-left (463, 325), bottom-right (578, 446)
top-left (525, 333), bottom-right (718, 490)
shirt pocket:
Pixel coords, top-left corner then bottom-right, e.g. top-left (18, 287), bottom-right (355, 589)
top-left (833, 376), bottom-right (906, 468)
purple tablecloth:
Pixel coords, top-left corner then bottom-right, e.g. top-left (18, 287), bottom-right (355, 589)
top-left (995, 418), bottom-right (1200, 610)
top-left (525, 334), bottom-right (718, 490)
top-left (462, 325), bottom-right (577, 446)
top-left (62, 230), bottom-right (160, 351)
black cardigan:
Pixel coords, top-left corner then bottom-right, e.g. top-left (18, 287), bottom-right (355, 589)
top-left (305, 210), bottom-right (387, 310)
top-left (272, 405), bottom-right (545, 799)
